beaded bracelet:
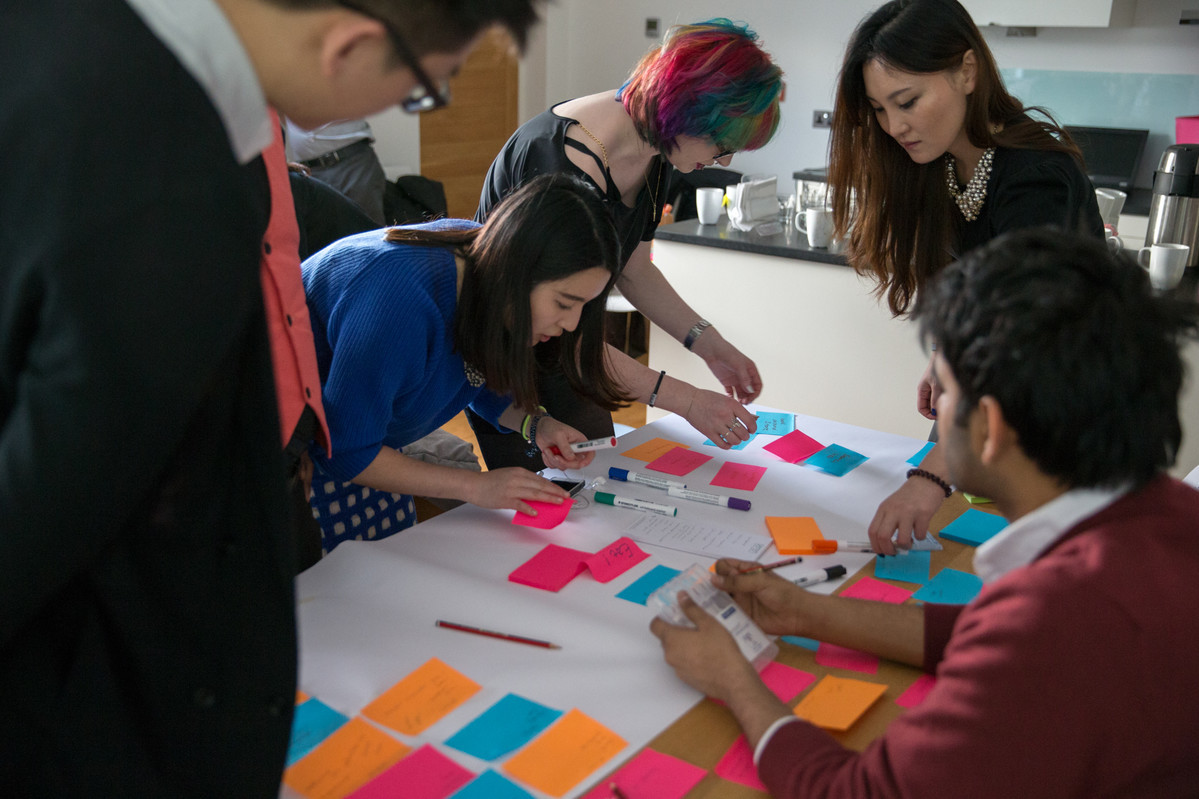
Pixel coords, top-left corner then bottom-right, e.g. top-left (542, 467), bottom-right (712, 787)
top-left (523, 405), bottom-right (548, 458)
top-left (906, 467), bottom-right (953, 498)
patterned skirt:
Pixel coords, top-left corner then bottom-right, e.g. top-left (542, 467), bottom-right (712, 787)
top-left (309, 476), bottom-right (416, 554)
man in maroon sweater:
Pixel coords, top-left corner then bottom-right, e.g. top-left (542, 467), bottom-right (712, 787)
top-left (652, 228), bottom-right (1199, 797)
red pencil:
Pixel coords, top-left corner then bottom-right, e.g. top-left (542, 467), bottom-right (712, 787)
top-left (738, 555), bottom-right (804, 575)
top-left (435, 620), bottom-right (561, 650)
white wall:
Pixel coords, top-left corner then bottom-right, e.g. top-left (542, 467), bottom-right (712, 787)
top-left (523, 0), bottom-right (1199, 181)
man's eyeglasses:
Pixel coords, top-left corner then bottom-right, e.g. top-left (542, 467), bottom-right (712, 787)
top-left (335, 0), bottom-right (451, 113)
top-left (715, 148), bottom-right (735, 161)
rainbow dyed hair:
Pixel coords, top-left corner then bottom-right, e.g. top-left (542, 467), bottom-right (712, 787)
top-left (617, 18), bottom-right (783, 154)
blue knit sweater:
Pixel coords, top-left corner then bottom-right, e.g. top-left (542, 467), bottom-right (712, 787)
top-left (302, 220), bottom-right (510, 483)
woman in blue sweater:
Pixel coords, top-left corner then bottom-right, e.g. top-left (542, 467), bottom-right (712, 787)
top-left (303, 174), bottom-right (627, 552)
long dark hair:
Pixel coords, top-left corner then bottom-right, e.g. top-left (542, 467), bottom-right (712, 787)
top-left (386, 173), bottom-right (629, 412)
top-left (828, 0), bottom-right (1084, 315)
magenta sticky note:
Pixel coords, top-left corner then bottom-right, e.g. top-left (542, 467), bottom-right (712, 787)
top-left (762, 429), bottom-right (824, 463)
top-left (508, 544), bottom-right (588, 592)
top-left (645, 446), bottom-right (713, 476)
top-left (579, 748), bottom-right (706, 799)
top-left (896, 673), bottom-right (937, 709)
top-left (759, 661), bottom-right (818, 702)
top-left (714, 735), bottom-right (767, 790)
top-left (710, 462), bottom-right (767, 491)
top-left (815, 642), bottom-right (880, 674)
top-left (583, 537), bottom-right (649, 583)
top-left (347, 744), bottom-right (473, 799)
top-left (840, 576), bottom-right (913, 605)
top-left (512, 498), bottom-right (574, 529)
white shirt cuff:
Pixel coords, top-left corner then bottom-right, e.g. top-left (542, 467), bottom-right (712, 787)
top-left (753, 715), bottom-right (803, 767)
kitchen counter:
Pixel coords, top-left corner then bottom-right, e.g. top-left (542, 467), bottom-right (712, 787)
top-left (653, 216), bottom-right (848, 265)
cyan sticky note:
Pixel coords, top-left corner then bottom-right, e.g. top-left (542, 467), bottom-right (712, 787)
top-left (444, 694), bottom-right (562, 761)
top-left (906, 441), bottom-right (935, 466)
top-left (754, 412), bottom-right (796, 436)
top-left (939, 508), bottom-right (1008, 547)
top-left (450, 770), bottom-right (535, 799)
top-left (803, 444), bottom-right (868, 476)
top-left (913, 568), bottom-right (983, 605)
top-left (287, 697), bottom-right (349, 766)
top-left (616, 565), bottom-right (681, 605)
top-left (703, 434), bottom-right (754, 450)
top-left (873, 550), bottom-right (932, 584)
top-left (781, 635), bottom-right (820, 651)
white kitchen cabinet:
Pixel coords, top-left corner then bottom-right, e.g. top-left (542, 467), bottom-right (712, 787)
top-left (961, 0), bottom-right (1134, 27)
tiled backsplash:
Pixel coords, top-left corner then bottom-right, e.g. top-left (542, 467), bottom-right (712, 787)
top-left (1001, 68), bottom-right (1199, 188)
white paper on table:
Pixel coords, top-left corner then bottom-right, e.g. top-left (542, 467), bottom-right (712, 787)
top-left (620, 514), bottom-right (772, 560)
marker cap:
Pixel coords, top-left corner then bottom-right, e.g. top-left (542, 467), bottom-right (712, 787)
top-left (826, 565), bottom-right (848, 579)
top-left (595, 491), bottom-right (616, 506)
top-left (728, 497), bottom-right (752, 511)
top-left (608, 467), bottom-right (630, 482)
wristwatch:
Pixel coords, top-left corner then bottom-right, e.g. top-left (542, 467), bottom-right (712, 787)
top-left (683, 320), bottom-right (711, 351)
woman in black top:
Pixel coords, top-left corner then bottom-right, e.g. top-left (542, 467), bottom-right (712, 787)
top-left (471, 18), bottom-right (784, 470)
top-left (827, 0), bottom-right (1103, 552)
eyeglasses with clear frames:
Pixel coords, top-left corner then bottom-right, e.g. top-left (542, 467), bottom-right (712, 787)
top-left (334, 0), bottom-right (451, 113)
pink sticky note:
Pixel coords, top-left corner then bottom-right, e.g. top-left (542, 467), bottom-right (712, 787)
top-left (841, 576), bottom-right (914, 605)
top-left (579, 749), bottom-right (706, 799)
top-left (815, 642), bottom-right (880, 674)
top-left (710, 462), bottom-right (767, 491)
top-left (714, 735), bottom-right (767, 791)
top-left (348, 744), bottom-right (473, 799)
top-left (760, 661), bottom-right (818, 702)
top-left (896, 673), bottom-right (937, 708)
top-left (582, 537), bottom-right (649, 583)
top-left (762, 429), bottom-right (824, 463)
top-left (645, 446), bottom-right (713, 476)
top-left (512, 498), bottom-right (574, 529)
top-left (508, 544), bottom-right (588, 591)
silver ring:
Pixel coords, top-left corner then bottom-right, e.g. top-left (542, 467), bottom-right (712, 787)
top-left (726, 422), bottom-right (738, 431)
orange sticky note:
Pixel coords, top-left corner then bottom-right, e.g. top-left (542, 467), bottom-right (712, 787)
top-left (361, 657), bottom-right (481, 737)
top-left (621, 437), bottom-right (689, 462)
top-left (296, 689), bottom-right (311, 705)
top-left (503, 709), bottom-right (627, 797)
top-left (283, 717), bottom-right (411, 799)
top-left (765, 516), bottom-right (825, 555)
top-left (792, 675), bottom-right (888, 731)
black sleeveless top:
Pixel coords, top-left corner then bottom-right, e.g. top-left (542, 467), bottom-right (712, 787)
top-left (475, 106), bottom-right (669, 270)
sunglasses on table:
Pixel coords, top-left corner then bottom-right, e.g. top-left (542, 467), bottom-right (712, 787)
top-left (334, 0), bottom-right (451, 113)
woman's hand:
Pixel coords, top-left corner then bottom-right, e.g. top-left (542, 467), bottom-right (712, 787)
top-left (532, 416), bottom-right (597, 471)
top-left (682, 389), bottom-right (758, 449)
top-left (692, 329), bottom-right (763, 403)
top-left (916, 353), bottom-right (941, 420)
top-left (867, 478), bottom-right (944, 555)
top-left (465, 468), bottom-right (570, 516)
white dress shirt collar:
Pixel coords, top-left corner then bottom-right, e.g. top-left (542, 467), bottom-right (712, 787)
top-left (123, 0), bottom-right (272, 164)
top-left (973, 484), bottom-right (1129, 584)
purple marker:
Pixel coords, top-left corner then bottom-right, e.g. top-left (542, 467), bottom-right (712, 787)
top-left (667, 485), bottom-right (751, 511)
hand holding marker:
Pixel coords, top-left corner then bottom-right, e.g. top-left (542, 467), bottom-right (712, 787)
top-left (547, 436), bottom-right (617, 457)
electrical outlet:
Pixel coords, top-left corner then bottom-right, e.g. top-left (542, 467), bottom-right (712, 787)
top-left (645, 18), bottom-right (660, 38)
top-left (812, 110), bottom-right (833, 129)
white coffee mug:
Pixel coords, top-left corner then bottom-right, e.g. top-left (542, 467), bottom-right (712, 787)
top-left (796, 206), bottom-right (834, 248)
top-left (1095, 188), bottom-right (1127, 229)
top-left (1137, 243), bottom-right (1190, 291)
top-left (696, 187), bottom-right (725, 225)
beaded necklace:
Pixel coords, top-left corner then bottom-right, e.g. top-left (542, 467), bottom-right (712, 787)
top-left (945, 147), bottom-right (995, 222)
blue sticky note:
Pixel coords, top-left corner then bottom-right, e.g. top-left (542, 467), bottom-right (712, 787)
top-left (444, 693), bottom-right (562, 761)
top-left (287, 698), bottom-right (349, 766)
top-left (913, 568), bottom-right (983, 605)
top-left (700, 436), bottom-right (752, 448)
top-left (754, 412), bottom-right (796, 436)
top-left (450, 770), bottom-right (535, 799)
top-left (781, 635), bottom-right (820, 651)
top-left (617, 564), bottom-right (681, 605)
top-left (873, 550), bottom-right (932, 584)
top-left (939, 508), bottom-right (1008, 547)
top-left (906, 441), bottom-right (935, 466)
top-left (802, 444), bottom-right (868, 476)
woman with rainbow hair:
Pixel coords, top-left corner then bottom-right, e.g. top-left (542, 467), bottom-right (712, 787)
top-left (470, 18), bottom-right (784, 471)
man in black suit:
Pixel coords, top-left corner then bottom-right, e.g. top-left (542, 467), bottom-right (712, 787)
top-left (0, 0), bottom-right (538, 795)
